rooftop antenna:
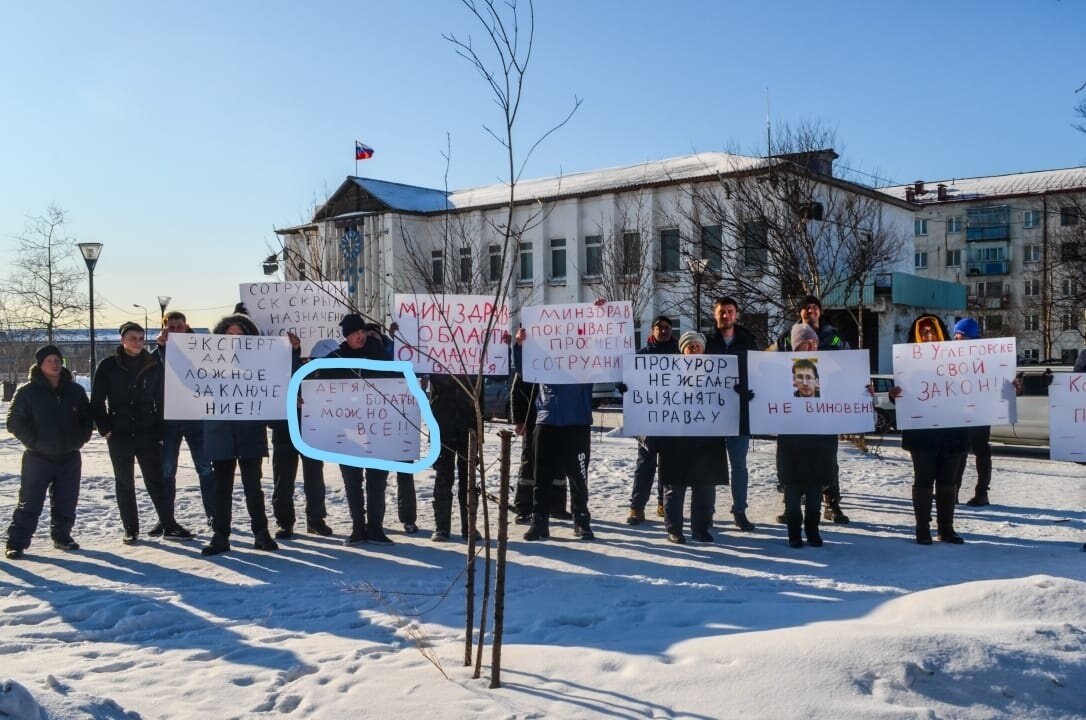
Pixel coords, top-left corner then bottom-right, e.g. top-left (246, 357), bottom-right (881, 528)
top-left (766, 87), bottom-right (772, 157)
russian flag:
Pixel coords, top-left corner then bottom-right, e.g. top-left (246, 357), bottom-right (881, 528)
top-left (355, 141), bottom-right (374, 160)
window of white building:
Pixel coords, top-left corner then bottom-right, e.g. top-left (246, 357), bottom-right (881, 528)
top-left (431, 250), bottom-right (444, 287)
top-left (947, 216), bottom-right (963, 233)
top-left (518, 242), bottom-right (533, 282)
top-left (914, 251), bottom-right (928, 269)
top-left (1024, 314), bottom-right (1039, 331)
top-left (488, 244), bottom-right (501, 283)
top-left (1023, 210), bottom-right (1040, 229)
top-left (549, 238), bottom-right (566, 280)
top-left (584, 235), bottom-right (602, 277)
top-left (1024, 244), bottom-right (1041, 263)
top-left (659, 228), bottom-right (680, 273)
top-left (945, 249), bottom-right (961, 267)
top-left (914, 219), bottom-right (928, 236)
top-left (1024, 279), bottom-right (1039, 297)
top-left (459, 247), bottom-right (471, 284)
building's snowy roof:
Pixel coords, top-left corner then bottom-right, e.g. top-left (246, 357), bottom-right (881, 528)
top-left (445, 152), bottom-right (770, 210)
top-left (880, 166), bottom-right (1086, 204)
top-left (349, 178), bottom-right (451, 213)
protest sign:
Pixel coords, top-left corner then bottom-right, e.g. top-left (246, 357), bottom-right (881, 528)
top-left (748, 350), bottom-right (874, 435)
top-left (299, 378), bottom-right (421, 462)
top-left (393, 293), bottom-right (509, 375)
top-left (240, 281), bottom-right (350, 357)
top-left (521, 301), bottom-right (635, 383)
top-left (622, 354), bottom-right (740, 436)
top-left (1048, 373), bottom-right (1086, 461)
top-left (892, 337), bottom-right (1017, 430)
top-left (164, 334), bottom-right (291, 420)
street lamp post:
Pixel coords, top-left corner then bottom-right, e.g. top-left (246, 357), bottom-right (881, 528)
top-left (77, 242), bottom-right (104, 380)
top-left (133, 304), bottom-right (149, 332)
top-left (157, 295), bottom-right (171, 326)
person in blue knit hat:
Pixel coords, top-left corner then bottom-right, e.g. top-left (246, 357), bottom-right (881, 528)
top-left (951, 317), bottom-right (992, 506)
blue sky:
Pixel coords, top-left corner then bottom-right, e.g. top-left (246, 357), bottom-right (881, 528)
top-left (2, 0), bottom-right (1084, 331)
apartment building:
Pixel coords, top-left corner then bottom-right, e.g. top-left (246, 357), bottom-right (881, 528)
top-left (881, 167), bottom-right (1086, 363)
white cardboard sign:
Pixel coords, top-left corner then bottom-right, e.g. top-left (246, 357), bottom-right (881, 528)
top-left (164, 334), bottom-right (292, 420)
top-left (392, 293), bottom-right (509, 375)
top-left (748, 350), bottom-right (875, 435)
top-left (299, 378), bottom-right (421, 462)
top-left (1048, 373), bottom-right (1086, 461)
top-left (622, 354), bottom-right (740, 436)
top-left (892, 338), bottom-right (1017, 430)
top-left (240, 281), bottom-right (351, 357)
top-left (520, 301), bottom-right (636, 383)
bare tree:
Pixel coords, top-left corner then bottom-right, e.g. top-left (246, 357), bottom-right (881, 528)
top-left (579, 193), bottom-right (656, 325)
top-left (674, 123), bottom-right (905, 346)
top-left (5, 205), bottom-right (88, 342)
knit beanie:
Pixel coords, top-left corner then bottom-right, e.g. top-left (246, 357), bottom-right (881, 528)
top-left (790, 323), bottom-right (819, 348)
top-left (34, 344), bottom-right (63, 367)
top-left (678, 331), bottom-right (706, 352)
top-left (339, 313), bottom-right (366, 335)
top-left (952, 317), bottom-right (980, 339)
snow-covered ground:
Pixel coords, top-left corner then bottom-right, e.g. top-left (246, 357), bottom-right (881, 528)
top-left (1, 407), bottom-right (1084, 719)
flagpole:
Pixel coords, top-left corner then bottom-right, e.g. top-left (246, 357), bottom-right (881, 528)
top-left (355, 140), bottom-right (358, 177)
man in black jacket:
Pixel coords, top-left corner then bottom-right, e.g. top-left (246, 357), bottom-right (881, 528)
top-left (626, 315), bottom-right (679, 524)
top-left (5, 345), bottom-right (94, 559)
top-left (704, 297), bottom-right (759, 531)
top-left (92, 322), bottom-right (193, 544)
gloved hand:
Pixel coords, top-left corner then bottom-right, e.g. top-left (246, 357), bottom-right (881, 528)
top-left (616, 382), bottom-right (628, 394)
top-left (733, 383), bottom-right (754, 401)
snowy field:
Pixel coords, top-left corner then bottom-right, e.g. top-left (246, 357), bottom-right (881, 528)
top-left (1, 405), bottom-right (1085, 719)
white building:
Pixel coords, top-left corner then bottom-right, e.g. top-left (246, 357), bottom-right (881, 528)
top-left (277, 150), bottom-right (958, 371)
top-left (881, 167), bottom-right (1086, 363)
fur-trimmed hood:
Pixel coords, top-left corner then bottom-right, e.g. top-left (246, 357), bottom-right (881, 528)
top-left (213, 313), bottom-right (261, 336)
top-left (907, 314), bottom-right (951, 343)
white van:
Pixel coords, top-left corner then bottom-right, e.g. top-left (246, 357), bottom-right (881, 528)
top-left (989, 366), bottom-right (1073, 446)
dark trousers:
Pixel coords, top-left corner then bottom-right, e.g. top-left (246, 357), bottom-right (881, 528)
top-left (270, 437), bottom-right (327, 529)
top-left (211, 457), bottom-right (269, 537)
top-left (162, 419), bottom-right (214, 519)
top-left (821, 436), bottom-right (843, 505)
top-left (433, 438), bottom-right (470, 534)
top-left (396, 473), bottom-right (417, 525)
top-left (663, 483), bottom-right (714, 536)
top-left (513, 417), bottom-right (567, 516)
top-left (909, 447), bottom-right (965, 492)
top-left (779, 437), bottom-right (835, 530)
top-left (6, 452), bottom-right (81, 550)
top-left (532, 424), bottom-right (591, 524)
top-left (339, 466), bottom-right (388, 532)
top-left (629, 437), bottom-right (663, 511)
top-left (107, 437), bottom-right (173, 535)
top-left (954, 426), bottom-right (992, 495)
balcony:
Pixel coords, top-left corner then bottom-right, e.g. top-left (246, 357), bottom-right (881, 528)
top-left (966, 224), bottom-right (1010, 242)
top-left (967, 292), bottom-right (1011, 309)
top-left (966, 260), bottom-right (1010, 276)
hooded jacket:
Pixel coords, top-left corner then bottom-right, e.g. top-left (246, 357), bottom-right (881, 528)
top-left (7, 365), bottom-right (93, 460)
top-left (899, 314), bottom-right (969, 453)
top-left (91, 346), bottom-right (164, 440)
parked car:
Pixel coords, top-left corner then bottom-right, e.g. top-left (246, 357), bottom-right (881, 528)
top-left (592, 382), bottom-right (622, 409)
top-left (870, 374), bottom-right (896, 433)
top-left (481, 375), bottom-right (512, 422)
top-left (990, 365), bottom-right (1072, 446)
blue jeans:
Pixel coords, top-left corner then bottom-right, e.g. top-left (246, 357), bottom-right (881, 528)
top-left (162, 420), bottom-right (214, 519)
top-left (725, 435), bottom-right (749, 514)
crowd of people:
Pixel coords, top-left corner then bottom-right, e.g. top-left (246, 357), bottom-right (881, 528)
top-left (5, 297), bottom-right (1084, 560)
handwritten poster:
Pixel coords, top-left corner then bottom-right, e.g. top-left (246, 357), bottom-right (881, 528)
top-left (1048, 373), bottom-right (1086, 461)
top-left (164, 334), bottom-right (291, 420)
top-left (240, 281), bottom-right (350, 357)
top-left (622, 354), bottom-right (740, 436)
top-left (748, 350), bottom-right (874, 435)
top-left (393, 293), bottom-right (509, 375)
top-left (520, 301), bottom-right (635, 383)
top-left (299, 378), bottom-right (421, 462)
top-left (892, 338), bottom-right (1017, 430)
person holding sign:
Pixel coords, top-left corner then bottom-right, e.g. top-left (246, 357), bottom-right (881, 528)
top-left (153, 311), bottom-right (215, 527)
top-left (626, 315), bottom-right (679, 526)
top-left (704, 297), bottom-right (759, 532)
top-left (92, 322), bottom-right (194, 545)
top-left (776, 325), bottom-right (834, 548)
top-left (5, 345), bottom-right (93, 559)
top-left (655, 331), bottom-right (729, 544)
top-left (320, 314), bottom-right (399, 546)
top-left (201, 313), bottom-right (279, 556)
top-left (890, 315), bottom-right (968, 546)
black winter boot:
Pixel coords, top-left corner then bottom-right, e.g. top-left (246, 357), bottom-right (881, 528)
top-left (201, 533), bottom-right (230, 556)
top-left (912, 486), bottom-right (934, 545)
top-left (523, 513), bottom-right (549, 541)
top-left (804, 519), bottom-right (823, 547)
top-left (935, 485), bottom-right (965, 544)
top-left (787, 522), bottom-right (803, 548)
